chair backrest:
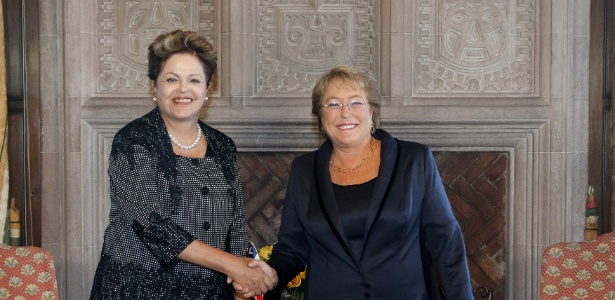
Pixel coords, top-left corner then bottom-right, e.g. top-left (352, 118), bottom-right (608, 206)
top-left (0, 244), bottom-right (59, 299)
top-left (541, 232), bottom-right (615, 299)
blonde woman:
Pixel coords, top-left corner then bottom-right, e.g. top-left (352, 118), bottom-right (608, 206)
top-left (242, 65), bottom-right (473, 299)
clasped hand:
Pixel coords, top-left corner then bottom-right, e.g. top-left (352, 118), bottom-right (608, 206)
top-left (227, 258), bottom-right (278, 298)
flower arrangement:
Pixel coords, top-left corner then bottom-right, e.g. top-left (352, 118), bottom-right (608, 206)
top-left (257, 245), bottom-right (306, 299)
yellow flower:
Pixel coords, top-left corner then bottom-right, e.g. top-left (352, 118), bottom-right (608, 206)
top-left (287, 266), bottom-right (307, 289)
top-left (259, 245), bottom-right (307, 290)
top-left (258, 245), bottom-right (273, 262)
top-left (287, 274), bottom-right (302, 288)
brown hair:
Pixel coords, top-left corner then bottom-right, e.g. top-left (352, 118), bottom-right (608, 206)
top-left (147, 30), bottom-right (217, 87)
top-left (311, 65), bottom-right (380, 133)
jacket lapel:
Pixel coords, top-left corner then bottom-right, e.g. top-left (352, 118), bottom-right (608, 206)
top-left (314, 140), bottom-right (360, 266)
top-left (360, 130), bottom-right (399, 259)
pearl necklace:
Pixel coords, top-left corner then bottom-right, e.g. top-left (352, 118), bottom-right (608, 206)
top-left (330, 138), bottom-right (376, 173)
top-left (168, 125), bottom-right (202, 151)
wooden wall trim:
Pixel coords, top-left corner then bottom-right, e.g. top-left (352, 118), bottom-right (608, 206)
top-left (589, 0), bottom-right (612, 233)
top-left (24, 0), bottom-right (41, 246)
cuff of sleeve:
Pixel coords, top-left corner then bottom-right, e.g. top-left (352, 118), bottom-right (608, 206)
top-left (267, 251), bottom-right (303, 291)
top-left (132, 212), bottom-right (195, 268)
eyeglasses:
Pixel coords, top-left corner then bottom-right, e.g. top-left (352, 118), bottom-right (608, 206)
top-left (321, 101), bottom-right (369, 111)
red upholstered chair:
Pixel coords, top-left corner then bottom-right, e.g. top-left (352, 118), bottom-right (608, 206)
top-left (541, 232), bottom-right (615, 299)
top-left (0, 244), bottom-right (59, 299)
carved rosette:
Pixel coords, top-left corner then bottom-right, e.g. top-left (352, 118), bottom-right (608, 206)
top-left (415, 0), bottom-right (537, 97)
top-left (257, 0), bottom-right (376, 95)
top-left (97, 0), bottom-right (217, 95)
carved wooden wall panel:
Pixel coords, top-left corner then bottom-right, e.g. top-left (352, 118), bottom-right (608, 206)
top-left (241, 151), bottom-right (507, 298)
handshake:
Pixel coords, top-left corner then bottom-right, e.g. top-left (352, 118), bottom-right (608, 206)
top-left (226, 258), bottom-right (278, 299)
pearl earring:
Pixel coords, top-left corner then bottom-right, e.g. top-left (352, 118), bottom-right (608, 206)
top-left (205, 96), bottom-right (209, 101)
top-left (153, 97), bottom-right (157, 101)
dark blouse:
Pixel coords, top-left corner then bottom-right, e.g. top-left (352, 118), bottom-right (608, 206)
top-left (90, 108), bottom-right (247, 300)
top-left (332, 178), bottom-right (376, 259)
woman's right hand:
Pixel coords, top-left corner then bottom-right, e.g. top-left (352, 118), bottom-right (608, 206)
top-left (228, 259), bottom-right (278, 298)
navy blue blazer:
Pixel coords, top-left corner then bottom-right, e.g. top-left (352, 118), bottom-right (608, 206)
top-left (267, 129), bottom-right (473, 300)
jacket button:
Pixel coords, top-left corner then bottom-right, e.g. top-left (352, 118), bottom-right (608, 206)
top-left (191, 158), bottom-right (200, 166)
top-left (364, 292), bottom-right (370, 298)
top-left (202, 222), bottom-right (211, 230)
top-left (227, 188), bottom-right (233, 196)
top-left (201, 186), bottom-right (209, 195)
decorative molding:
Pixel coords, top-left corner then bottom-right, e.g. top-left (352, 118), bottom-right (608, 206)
top-left (413, 0), bottom-right (539, 98)
top-left (253, 0), bottom-right (377, 101)
top-left (81, 119), bottom-right (124, 287)
top-left (96, 0), bottom-right (219, 97)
